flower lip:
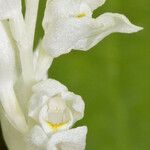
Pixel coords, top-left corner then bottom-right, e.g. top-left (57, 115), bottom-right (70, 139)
top-left (39, 97), bottom-right (74, 134)
top-left (46, 120), bottom-right (69, 132)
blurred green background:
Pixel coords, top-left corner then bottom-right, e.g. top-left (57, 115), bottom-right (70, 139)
top-left (1, 0), bottom-right (150, 149)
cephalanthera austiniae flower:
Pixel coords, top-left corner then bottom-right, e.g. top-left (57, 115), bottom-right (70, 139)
top-left (0, 0), bottom-right (142, 149)
top-left (42, 0), bottom-right (142, 57)
top-left (28, 79), bottom-right (85, 134)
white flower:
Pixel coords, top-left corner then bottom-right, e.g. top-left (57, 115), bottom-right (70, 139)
top-left (42, 0), bottom-right (142, 57)
top-left (28, 79), bottom-right (85, 134)
top-left (26, 125), bottom-right (87, 150)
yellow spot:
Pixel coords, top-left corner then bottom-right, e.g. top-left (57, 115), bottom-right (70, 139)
top-left (76, 13), bottom-right (86, 18)
top-left (47, 121), bottom-right (67, 132)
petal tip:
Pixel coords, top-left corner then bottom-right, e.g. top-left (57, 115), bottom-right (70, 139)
top-left (108, 13), bottom-right (143, 33)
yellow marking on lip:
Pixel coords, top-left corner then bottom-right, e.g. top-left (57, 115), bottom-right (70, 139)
top-left (76, 13), bottom-right (86, 18)
top-left (47, 121), bottom-right (68, 131)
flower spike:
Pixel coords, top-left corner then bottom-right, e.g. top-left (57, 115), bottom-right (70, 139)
top-left (0, 0), bottom-right (142, 149)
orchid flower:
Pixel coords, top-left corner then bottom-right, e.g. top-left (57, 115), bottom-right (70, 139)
top-left (28, 79), bottom-right (85, 134)
top-left (42, 0), bottom-right (142, 57)
top-left (0, 0), bottom-right (142, 149)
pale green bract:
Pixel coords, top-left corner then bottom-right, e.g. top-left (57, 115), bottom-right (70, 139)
top-left (0, 0), bottom-right (142, 150)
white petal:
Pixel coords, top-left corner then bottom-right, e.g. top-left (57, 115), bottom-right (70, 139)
top-left (42, 17), bottom-right (93, 57)
top-left (42, 0), bottom-right (94, 57)
top-left (43, 12), bottom-right (142, 57)
top-left (62, 92), bottom-right (85, 123)
top-left (1, 115), bottom-right (26, 150)
top-left (32, 79), bottom-right (67, 96)
top-left (98, 13), bottom-right (143, 33)
top-left (0, 0), bottom-right (21, 19)
top-left (43, 0), bottom-right (91, 29)
top-left (0, 83), bottom-right (28, 133)
top-left (25, 125), bottom-right (48, 150)
top-left (33, 45), bottom-right (53, 81)
top-left (47, 126), bottom-right (88, 150)
top-left (29, 79), bottom-right (67, 120)
top-left (84, 0), bottom-right (106, 11)
top-left (28, 92), bottom-right (49, 120)
top-left (74, 13), bottom-right (143, 50)
top-left (0, 21), bottom-right (16, 84)
top-left (0, 22), bottom-right (27, 133)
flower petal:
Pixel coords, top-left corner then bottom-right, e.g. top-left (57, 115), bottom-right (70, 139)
top-left (42, 17), bottom-right (93, 57)
top-left (33, 45), bottom-right (53, 81)
top-left (62, 92), bottom-right (85, 123)
top-left (74, 13), bottom-right (143, 50)
top-left (43, 12), bottom-right (142, 57)
top-left (84, 0), bottom-right (106, 11)
top-left (0, 21), bottom-right (16, 84)
top-left (32, 79), bottom-right (67, 96)
top-left (1, 115), bottom-right (26, 150)
top-left (0, 83), bottom-right (28, 133)
top-left (25, 125), bottom-right (48, 150)
top-left (0, 22), bottom-right (27, 133)
top-left (28, 79), bottom-right (67, 120)
top-left (47, 126), bottom-right (87, 150)
top-left (28, 92), bottom-right (49, 121)
top-left (42, 0), bottom-right (93, 57)
top-left (0, 0), bottom-right (21, 19)
top-left (43, 0), bottom-right (91, 29)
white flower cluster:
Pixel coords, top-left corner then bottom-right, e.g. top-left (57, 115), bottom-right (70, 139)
top-left (0, 0), bottom-right (142, 150)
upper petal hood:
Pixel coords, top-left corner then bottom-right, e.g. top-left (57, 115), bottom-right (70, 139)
top-left (28, 79), bottom-right (67, 120)
top-left (42, 0), bottom-right (93, 57)
top-left (47, 126), bottom-right (87, 150)
top-left (0, 0), bottom-right (22, 19)
top-left (43, 0), bottom-right (91, 29)
top-left (42, 17), bottom-right (94, 57)
top-left (32, 79), bottom-right (67, 96)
